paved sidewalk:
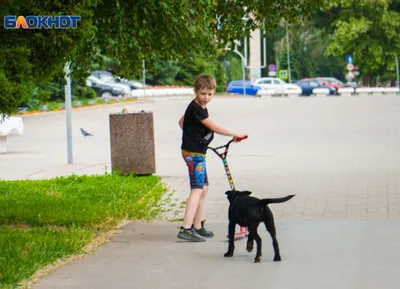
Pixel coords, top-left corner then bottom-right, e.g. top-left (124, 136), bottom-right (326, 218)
top-left (2, 94), bottom-right (400, 288)
top-left (33, 221), bottom-right (400, 289)
top-left (2, 95), bottom-right (400, 221)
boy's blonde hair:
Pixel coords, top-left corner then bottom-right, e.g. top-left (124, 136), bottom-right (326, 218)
top-left (195, 74), bottom-right (216, 91)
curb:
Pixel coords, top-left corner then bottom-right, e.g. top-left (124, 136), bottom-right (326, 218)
top-left (13, 93), bottom-right (249, 118)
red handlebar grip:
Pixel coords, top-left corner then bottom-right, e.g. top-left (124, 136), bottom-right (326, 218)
top-left (236, 136), bottom-right (248, 142)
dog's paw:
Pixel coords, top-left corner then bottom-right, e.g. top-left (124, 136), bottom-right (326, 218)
top-left (224, 251), bottom-right (234, 257)
top-left (254, 256), bottom-right (262, 263)
top-left (273, 255), bottom-right (281, 262)
top-left (246, 242), bottom-right (254, 253)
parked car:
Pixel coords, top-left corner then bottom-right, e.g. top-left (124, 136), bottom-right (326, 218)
top-left (302, 78), bottom-right (340, 94)
top-left (114, 77), bottom-right (149, 89)
top-left (90, 71), bottom-right (132, 96)
top-left (226, 80), bottom-right (262, 96)
top-left (91, 70), bottom-right (113, 79)
top-left (295, 79), bottom-right (336, 96)
top-left (303, 77), bottom-right (348, 93)
top-left (86, 76), bottom-right (125, 97)
top-left (319, 77), bottom-right (354, 89)
top-left (254, 77), bottom-right (302, 94)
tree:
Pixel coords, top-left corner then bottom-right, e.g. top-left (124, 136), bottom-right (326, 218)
top-left (223, 53), bottom-right (244, 86)
top-left (276, 22), bottom-right (344, 81)
top-left (143, 60), bottom-right (180, 86)
top-left (312, 0), bottom-right (400, 85)
top-left (175, 51), bottom-right (228, 92)
top-left (0, 0), bottom-right (325, 116)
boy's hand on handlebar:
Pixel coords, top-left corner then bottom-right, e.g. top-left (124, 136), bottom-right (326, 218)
top-left (233, 134), bottom-right (248, 143)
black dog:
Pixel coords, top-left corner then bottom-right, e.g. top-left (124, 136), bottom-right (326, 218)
top-left (224, 190), bottom-right (295, 263)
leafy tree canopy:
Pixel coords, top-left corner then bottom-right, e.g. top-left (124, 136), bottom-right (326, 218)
top-left (0, 0), bottom-right (325, 116)
top-left (313, 0), bottom-right (400, 79)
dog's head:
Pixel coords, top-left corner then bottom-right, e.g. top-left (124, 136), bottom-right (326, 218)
top-left (225, 190), bottom-right (252, 203)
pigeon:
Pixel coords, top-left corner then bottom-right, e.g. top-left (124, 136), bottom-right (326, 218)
top-left (80, 128), bottom-right (93, 137)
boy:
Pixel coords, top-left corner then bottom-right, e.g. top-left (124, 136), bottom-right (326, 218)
top-left (177, 74), bottom-right (247, 242)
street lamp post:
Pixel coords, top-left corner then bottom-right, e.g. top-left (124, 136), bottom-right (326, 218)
top-left (64, 62), bottom-right (73, 164)
top-left (286, 21), bottom-right (292, 83)
top-left (395, 54), bottom-right (399, 92)
top-left (225, 46), bottom-right (247, 95)
top-left (143, 60), bottom-right (146, 98)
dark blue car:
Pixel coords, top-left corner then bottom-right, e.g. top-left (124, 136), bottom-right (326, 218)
top-left (226, 80), bottom-right (261, 96)
top-left (295, 79), bottom-right (336, 96)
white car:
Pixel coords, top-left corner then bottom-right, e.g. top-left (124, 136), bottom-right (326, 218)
top-left (254, 77), bottom-right (302, 95)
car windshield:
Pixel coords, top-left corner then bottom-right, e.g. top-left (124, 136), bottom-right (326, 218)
top-left (232, 81), bottom-right (252, 86)
top-left (100, 75), bottom-right (115, 82)
top-left (332, 80), bottom-right (344, 85)
top-left (323, 78), bottom-right (343, 85)
top-left (88, 76), bottom-right (105, 84)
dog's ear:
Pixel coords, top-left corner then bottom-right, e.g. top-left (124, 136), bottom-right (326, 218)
top-left (242, 190), bottom-right (252, 196)
top-left (225, 190), bottom-right (233, 197)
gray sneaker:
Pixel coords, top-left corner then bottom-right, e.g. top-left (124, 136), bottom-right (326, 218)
top-left (177, 227), bottom-right (206, 242)
top-left (193, 220), bottom-right (214, 238)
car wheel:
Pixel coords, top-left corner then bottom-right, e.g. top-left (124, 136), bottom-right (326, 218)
top-left (100, 91), bottom-right (112, 97)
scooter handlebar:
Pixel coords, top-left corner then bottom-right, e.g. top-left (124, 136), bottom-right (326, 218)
top-left (208, 136), bottom-right (248, 153)
top-left (235, 136), bottom-right (248, 142)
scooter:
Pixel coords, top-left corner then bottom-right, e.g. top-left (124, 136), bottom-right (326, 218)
top-left (207, 136), bottom-right (249, 240)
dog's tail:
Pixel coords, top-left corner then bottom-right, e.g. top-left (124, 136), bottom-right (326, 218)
top-left (258, 195), bottom-right (295, 206)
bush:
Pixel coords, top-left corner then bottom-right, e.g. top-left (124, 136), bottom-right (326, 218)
top-left (73, 84), bottom-right (97, 99)
top-left (19, 80), bottom-right (97, 111)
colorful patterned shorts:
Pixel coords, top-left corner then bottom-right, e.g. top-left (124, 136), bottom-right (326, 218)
top-left (182, 150), bottom-right (209, 189)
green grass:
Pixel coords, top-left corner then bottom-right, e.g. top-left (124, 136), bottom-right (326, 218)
top-left (0, 173), bottom-right (168, 288)
top-left (0, 227), bottom-right (92, 288)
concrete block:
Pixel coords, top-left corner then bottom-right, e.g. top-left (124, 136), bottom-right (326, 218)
top-left (109, 111), bottom-right (156, 175)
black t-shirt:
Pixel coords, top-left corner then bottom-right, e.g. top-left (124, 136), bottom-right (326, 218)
top-left (181, 100), bottom-right (214, 154)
